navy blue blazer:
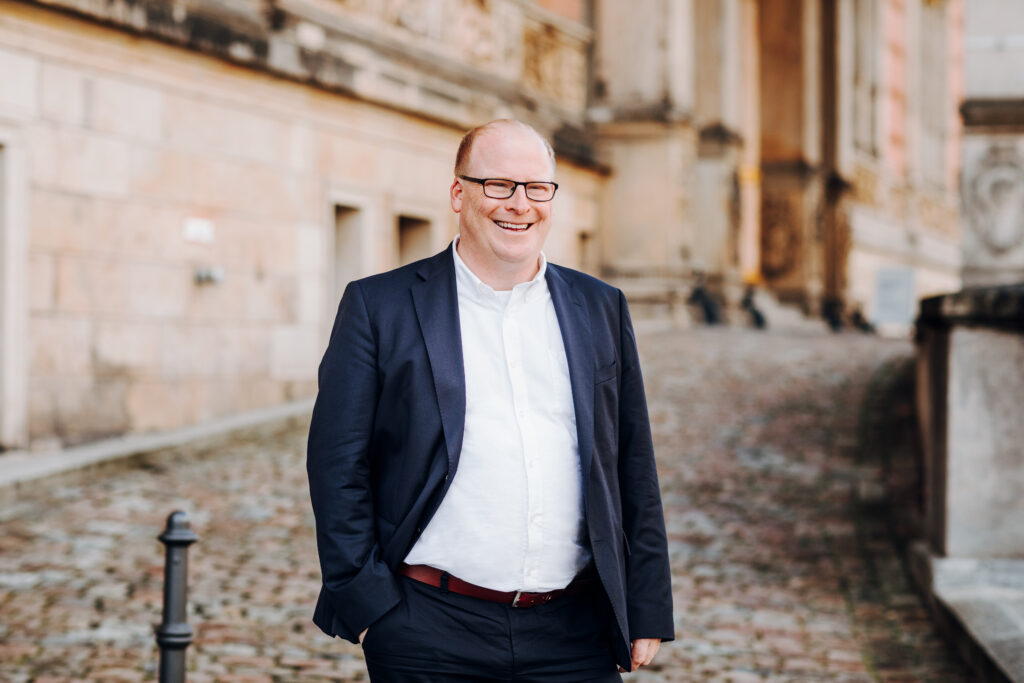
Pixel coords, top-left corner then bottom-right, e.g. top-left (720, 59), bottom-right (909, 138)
top-left (307, 246), bottom-right (674, 669)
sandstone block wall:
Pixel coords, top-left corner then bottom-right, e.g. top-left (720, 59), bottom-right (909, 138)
top-left (0, 2), bottom-right (603, 447)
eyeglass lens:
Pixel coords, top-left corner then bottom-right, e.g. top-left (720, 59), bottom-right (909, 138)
top-left (483, 180), bottom-right (555, 201)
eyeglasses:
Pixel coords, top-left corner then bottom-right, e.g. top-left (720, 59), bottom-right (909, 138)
top-left (458, 176), bottom-right (558, 202)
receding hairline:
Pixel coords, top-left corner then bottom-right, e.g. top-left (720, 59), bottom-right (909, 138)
top-left (454, 119), bottom-right (556, 177)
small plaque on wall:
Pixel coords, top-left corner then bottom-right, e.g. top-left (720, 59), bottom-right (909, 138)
top-left (874, 267), bottom-right (915, 325)
top-left (183, 217), bottom-right (215, 244)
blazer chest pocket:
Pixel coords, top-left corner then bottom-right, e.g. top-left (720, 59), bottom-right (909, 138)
top-left (595, 359), bottom-right (617, 385)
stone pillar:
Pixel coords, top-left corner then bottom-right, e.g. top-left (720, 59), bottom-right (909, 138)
top-left (917, 286), bottom-right (1024, 558)
top-left (691, 0), bottom-right (755, 301)
top-left (914, 0), bottom-right (1024, 562)
top-left (0, 124), bottom-right (29, 449)
top-left (737, 0), bottom-right (762, 286)
top-left (591, 0), bottom-right (698, 314)
top-left (758, 0), bottom-right (826, 313)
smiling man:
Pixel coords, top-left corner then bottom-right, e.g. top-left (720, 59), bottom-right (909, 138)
top-left (307, 120), bottom-right (674, 681)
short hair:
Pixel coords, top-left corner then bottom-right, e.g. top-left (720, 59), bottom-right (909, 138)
top-left (454, 119), bottom-right (556, 177)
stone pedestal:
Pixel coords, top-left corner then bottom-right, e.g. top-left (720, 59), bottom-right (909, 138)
top-left (916, 285), bottom-right (1024, 558)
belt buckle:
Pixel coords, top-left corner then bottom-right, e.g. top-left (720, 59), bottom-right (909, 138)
top-left (512, 590), bottom-right (523, 607)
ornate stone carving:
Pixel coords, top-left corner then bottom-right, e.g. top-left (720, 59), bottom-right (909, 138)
top-left (852, 164), bottom-right (880, 207)
top-left (965, 143), bottom-right (1024, 256)
top-left (523, 23), bottom-right (587, 110)
top-left (761, 196), bottom-right (800, 280)
top-left (382, 0), bottom-right (437, 37)
top-left (450, 0), bottom-right (500, 66)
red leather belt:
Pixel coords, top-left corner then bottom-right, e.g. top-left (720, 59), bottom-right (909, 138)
top-left (399, 563), bottom-right (591, 608)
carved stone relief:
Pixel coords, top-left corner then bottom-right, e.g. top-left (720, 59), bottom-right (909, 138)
top-left (964, 143), bottom-right (1024, 256)
top-left (313, 0), bottom-right (587, 112)
top-left (522, 22), bottom-right (586, 110)
top-left (761, 195), bottom-right (800, 280)
top-left (851, 164), bottom-right (880, 208)
top-left (382, 0), bottom-right (439, 38)
top-left (448, 0), bottom-right (500, 66)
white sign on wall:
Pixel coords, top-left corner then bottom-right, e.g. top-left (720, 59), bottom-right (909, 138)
top-left (874, 267), bottom-right (915, 325)
top-left (183, 217), bottom-right (215, 244)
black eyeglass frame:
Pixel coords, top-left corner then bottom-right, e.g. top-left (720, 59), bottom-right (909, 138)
top-left (458, 175), bottom-right (559, 202)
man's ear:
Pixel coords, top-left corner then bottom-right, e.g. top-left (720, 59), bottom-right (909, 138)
top-left (450, 177), bottom-right (463, 213)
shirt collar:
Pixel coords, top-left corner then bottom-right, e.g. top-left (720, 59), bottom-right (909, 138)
top-left (452, 236), bottom-right (548, 306)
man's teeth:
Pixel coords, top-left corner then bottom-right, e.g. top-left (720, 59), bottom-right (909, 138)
top-left (495, 220), bottom-right (530, 231)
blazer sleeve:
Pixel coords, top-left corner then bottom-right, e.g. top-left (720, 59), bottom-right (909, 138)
top-left (616, 289), bottom-right (675, 641)
top-left (307, 281), bottom-right (400, 642)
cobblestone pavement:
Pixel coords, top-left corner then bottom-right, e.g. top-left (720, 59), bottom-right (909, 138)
top-left (0, 328), bottom-right (971, 682)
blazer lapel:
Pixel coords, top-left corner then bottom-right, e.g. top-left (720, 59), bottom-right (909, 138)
top-left (546, 266), bottom-right (596, 498)
top-left (412, 248), bottom-right (466, 482)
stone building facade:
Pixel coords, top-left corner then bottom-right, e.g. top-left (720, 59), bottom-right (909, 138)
top-left (0, 0), bottom-right (964, 448)
top-left (754, 0), bottom-right (963, 331)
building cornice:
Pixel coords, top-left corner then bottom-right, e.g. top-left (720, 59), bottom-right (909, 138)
top-left (17, 0), bottom-right (605, 170)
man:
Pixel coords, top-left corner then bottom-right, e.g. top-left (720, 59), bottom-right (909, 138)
top-left (307, 120), bottom-right (673, 681)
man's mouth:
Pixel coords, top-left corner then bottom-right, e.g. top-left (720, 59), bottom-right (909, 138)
top-left (494, 220), bottom-right (532, 232)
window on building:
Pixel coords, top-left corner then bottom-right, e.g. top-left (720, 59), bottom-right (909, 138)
top-left (397, 214), bottom-right (432, 266)
top-left (577, 229), bottom-right (598, 274)
top-left (333, 205), bottom-right (362, 301)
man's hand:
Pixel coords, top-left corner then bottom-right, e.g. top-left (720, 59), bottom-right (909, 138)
top-left (358, 627), bottom-right (368, 644)
top-left (619, 638), bottom-right (660, 672)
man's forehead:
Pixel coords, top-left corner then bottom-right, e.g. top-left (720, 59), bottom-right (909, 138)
top-left (473, 124), bottom-right (544, 153)
top-left (466, 125), bottom-right (554, 175)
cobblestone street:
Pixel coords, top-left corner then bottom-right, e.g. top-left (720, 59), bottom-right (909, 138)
top-left (0, 328), bottom-right (970, 682)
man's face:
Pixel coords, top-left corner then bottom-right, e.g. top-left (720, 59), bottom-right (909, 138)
top-left (450, 126), bottom-right (554, 279)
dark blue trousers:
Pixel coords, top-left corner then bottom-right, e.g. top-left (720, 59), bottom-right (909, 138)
top-left (362, 575), bottom-right (622, 682)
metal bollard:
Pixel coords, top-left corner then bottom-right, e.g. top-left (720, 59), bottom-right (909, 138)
top-left (155, 510), bottom-right (199, 683)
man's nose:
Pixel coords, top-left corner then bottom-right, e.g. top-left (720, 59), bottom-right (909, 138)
top-left (505, 185), bottom-right (531, 212)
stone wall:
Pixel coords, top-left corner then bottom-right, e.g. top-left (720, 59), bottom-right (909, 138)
top-left (0, 1), bottom-right (604, 447)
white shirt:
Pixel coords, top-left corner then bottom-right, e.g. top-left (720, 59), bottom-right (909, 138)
top-left (404, 240), bottom-right (591, 591)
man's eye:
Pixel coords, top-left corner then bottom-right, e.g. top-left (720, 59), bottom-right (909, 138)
top-left (486, 181), bottom-right (514, 192)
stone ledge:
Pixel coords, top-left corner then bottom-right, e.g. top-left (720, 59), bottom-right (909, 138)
top-left (0, 399), bottom-right (315, 506)
top-left (909, 542), bottom-right (1024, 683)
top-left (962, 98), bottom-right (1024, 132)
top-left (918, 284), bottom-right (1024, 330)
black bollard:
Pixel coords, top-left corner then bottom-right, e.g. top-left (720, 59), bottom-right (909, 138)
top-left (156, 510), bottom-right (199, 683)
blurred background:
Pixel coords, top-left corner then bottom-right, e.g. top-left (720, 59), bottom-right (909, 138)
top-left (1, 0), bottom-right (1023, 681)
top-left (1, 0), bottom-right (1015, 448)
